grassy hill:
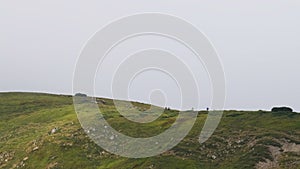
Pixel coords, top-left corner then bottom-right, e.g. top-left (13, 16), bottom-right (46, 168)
top-left (0, 92), bottom-right (299, 169)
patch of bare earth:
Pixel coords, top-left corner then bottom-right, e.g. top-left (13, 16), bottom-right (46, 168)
top-left (256, 140), bottom-right (300, 169)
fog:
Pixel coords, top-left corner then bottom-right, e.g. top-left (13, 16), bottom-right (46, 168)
top-left (1, 0), bottom-right (299, 111)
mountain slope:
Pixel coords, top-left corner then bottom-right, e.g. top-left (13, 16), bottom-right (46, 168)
top-left (0, 93), bottom-right (299, 169)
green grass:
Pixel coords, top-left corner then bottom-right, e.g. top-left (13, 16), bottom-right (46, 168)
top-left (0, 92), bottom-right (300, 169)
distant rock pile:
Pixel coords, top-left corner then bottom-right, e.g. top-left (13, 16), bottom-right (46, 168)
top-left (271, 107), bottom-right (293, 112)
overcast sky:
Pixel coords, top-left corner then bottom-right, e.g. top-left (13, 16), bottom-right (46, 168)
top-left (0, 1), bottom-right (299, 111)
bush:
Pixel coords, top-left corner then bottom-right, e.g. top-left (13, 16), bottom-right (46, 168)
top-left (75, 93), bottom-right (87, 97)
top-left (271, 107), bottom-right (293, 112)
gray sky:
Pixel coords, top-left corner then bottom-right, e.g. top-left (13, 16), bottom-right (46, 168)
top-left (0, 1), bottom-right (299, 111)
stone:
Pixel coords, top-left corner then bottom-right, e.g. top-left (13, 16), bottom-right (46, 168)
top-left (212, 155), bottom-right (217, 160)
top-left (32, 146), bottom-right (39, 151)
top-left (50, 128), bottom-right (57, 134)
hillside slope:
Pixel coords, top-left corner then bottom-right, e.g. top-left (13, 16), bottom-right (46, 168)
top-left (0, 93), bottom-right (299, 169)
